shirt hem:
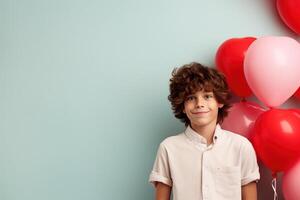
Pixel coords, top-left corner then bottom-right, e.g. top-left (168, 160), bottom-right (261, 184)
top-left (148, 171), bottom-right (172, 187)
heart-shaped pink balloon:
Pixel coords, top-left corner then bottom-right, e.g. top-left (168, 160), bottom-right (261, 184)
top-left (283, 159), bottom-right (300, 200)
top-left (221, 101), bottom-right (265, 139)
top-left (244, 36), bottom-right (300, 108)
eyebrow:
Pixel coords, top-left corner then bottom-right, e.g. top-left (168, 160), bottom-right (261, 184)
top-left (187, 92), bottom-right (213, 96)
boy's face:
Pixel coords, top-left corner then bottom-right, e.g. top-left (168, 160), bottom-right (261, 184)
top-left (183, 90), bottom-right (224, 128)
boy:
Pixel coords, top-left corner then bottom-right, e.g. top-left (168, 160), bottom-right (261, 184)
top-left (148, 63), bottom-right (260, 200)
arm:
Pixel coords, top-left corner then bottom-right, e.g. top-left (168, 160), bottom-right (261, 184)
top-left (242, 181), bottom-right (257, 200)
top-left (240, 139), bottom-right (260, 200)
top-left (155, 182), bottom-right (171, 200)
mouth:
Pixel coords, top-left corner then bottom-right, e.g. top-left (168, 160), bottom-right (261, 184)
top-left (192, 111), bottom-right (210, 115)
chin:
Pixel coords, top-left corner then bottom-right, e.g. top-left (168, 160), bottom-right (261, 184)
top-left (192, 118), bottom-right (214, 126)
top-left (193, 120), bottom-right (210, 127)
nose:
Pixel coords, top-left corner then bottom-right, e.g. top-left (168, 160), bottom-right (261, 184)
top-left (196, 97), bottom-right (205, 108)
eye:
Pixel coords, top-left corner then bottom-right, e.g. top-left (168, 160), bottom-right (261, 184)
top-left (186, 96), bottom-right (196, 101)
top-left (204, 94), bottom-right (213, 99)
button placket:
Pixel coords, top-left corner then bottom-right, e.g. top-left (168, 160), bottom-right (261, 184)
top-left (202, 150), bottom-right (211, 200)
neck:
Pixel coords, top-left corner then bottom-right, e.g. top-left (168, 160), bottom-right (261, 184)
top-left (190, 121), bottom-right (217, 145)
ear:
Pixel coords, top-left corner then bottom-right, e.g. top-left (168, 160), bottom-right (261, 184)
top-left (218, 104), bottom-right (224, 108)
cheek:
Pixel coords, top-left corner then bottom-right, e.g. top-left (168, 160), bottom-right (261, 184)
top-left (184, 102), bottom-right (192, 110)
top-left (210, 101), bottom-right (219, 108)
top-left (210, 105), bottom-right (220, 115)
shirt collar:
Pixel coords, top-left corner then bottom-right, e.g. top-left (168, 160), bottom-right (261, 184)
top-left (184, 123), bottom-right (222, 145)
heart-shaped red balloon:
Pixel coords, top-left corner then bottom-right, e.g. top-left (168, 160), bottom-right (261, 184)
top-left (252, 109), bottom-right (300, 172)
top-left (294, 88), bottom-right (300, 100)
top-left (215, 37), bottom-right (256, 97)
top-left (277, 0), bottom-right (300, 35)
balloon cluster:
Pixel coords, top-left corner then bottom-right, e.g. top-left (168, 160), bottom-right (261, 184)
top-left (216, 35), bottom-right (300, 200)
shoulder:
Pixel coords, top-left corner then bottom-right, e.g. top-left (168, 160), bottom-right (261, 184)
top-left (159, 132), bottom-right (186, 149)
top-left (221, 129), bottom-right (254, 150)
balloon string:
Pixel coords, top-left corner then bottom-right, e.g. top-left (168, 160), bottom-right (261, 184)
top-left (271, 177), bottom-right (278, 200)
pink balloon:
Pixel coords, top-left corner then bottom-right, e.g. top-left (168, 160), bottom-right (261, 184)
top-left (283, 159), bottom-right (300, 200)
top-left (221, 101), bottom-right (265, 138)
top-left (244, 36), bottom-right (300, 108)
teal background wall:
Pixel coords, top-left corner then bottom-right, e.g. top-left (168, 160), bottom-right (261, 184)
top-left (1, 0), bottom-right (299, 199)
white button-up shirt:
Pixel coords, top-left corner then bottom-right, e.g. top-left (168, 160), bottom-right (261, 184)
top-left (149, 124), bottom-right (260, 200)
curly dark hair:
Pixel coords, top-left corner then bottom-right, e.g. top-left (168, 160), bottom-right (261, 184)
top-left (168, 62), bottom-right (232, 126)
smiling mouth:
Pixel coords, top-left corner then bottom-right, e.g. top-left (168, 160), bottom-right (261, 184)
top-left (192, 111), bottom-right (210, 114)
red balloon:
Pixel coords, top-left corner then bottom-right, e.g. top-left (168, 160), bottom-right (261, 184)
top-left (292, 109), bottom-right (300, 115)
top-left (277, 0), bottom-right (300, 35)
top-left (294, 88), bottom-right (300, 100)
top-left (215, 37), bottom-right (256, 97)
top-left (252, 109), bottom-right (300, 173)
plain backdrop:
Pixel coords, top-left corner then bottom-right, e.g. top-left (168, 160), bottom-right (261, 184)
top-left (1, 0), bottom-right (299, 199)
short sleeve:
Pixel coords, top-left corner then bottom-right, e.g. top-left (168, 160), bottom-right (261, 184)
top-left (240, 139), bottom-right (260, 186)
top-left (148, 143), bottom-right (173, 187)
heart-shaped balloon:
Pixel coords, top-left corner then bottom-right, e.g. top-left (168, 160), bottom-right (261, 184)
top-left (294, 88), bottom-right (300, 100)
top-left (283, 159), bottom-right (300, 200)
top-left (244, 36), bottom-right (300, 108)
top-left (277, 0), bottom-right (300, 35)
top-left (221, 101), bottom-right (265, 138)
top-left (215, 37), bottom-right (256, 97)
top-left (252, 109), bottom-right (300, 172)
